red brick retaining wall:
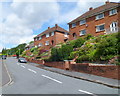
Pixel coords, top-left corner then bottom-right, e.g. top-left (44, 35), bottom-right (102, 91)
top-left (26, 58), bottom-right (44, 64)
top-left (26, 58), bottom-right (119, 80)
top-left (70, 63), bottom-right (120, 80)
top-left (44, 61), bottom-right (65, 69)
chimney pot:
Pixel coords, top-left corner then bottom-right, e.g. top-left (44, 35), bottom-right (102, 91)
top-left (48, 27), bottom-right (50, 29)
top-left (105, 0), bottom-right (109, 4)
top-left (55, 24), bottom-right (58, 28)
top-left (89, 7), bottom-right (93, 11)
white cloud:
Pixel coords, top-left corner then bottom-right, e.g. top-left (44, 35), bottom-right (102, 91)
top-left (1, 1), bottom-right (60, 51)
top-left (52, 0), bottom-right (105, 25)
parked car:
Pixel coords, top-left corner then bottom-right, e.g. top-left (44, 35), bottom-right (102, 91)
top-left (2, 55), bottom-right (7, 59)
top-left (18, 58), bottom-right (27, 63)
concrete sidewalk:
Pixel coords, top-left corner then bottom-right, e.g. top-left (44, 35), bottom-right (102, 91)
top-left (28, 62), bottom-right (120, 89)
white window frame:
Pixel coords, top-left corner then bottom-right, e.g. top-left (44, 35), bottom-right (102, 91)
top-left (96, 13), bottom-right (104, 20)
top-left (38, 43), bottom-right (42, 47)
top-left (37, 37), bottom-right (39, 41)
top-left (109, 9), bottom-right (117, 16)
top-left (110, 22), bottom-right (118, 32)
top-left (46, 33), bottom-right (50, 38)
top-left (80, 29), bottom-right (86, 36)
top-left (51, 32), bottom-right (54, 36)
top-left (72, 23), bottom-right (76, 28)
top-left (64, 32), bottom-right (68, 37)
top-left (96, 24), bottom-right (105, 32)
top-left (39, 36), bottom-right (42, 40)
top-left (80, 19), bottom-right (86, 25)
top-left (45, 41), bottom-right (49, 45)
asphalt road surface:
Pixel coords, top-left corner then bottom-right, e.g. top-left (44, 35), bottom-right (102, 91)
top-left (1, 59), bottom-right (11, 87)
top-left (2, 57), bottom-right (119, 95)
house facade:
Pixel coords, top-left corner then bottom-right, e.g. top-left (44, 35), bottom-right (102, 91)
top-left (68, 1), bottom-right (120, 40)
top-left (34, 24), bottom-right (69, 50)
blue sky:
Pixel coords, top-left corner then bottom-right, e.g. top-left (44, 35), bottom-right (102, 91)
top-left (0, 0), bottom-right (119, 51)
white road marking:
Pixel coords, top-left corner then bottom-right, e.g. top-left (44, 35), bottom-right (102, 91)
top-left (42, 74), bottom-right (62, 84)
top-left (21, 65), bottom-right (25, 68)
top-left (78, 89), bottom-right (97, 96)
top-left (17, 63), bottom-right (19, 65)
top-left (28, 68), bottom-right (37, 74)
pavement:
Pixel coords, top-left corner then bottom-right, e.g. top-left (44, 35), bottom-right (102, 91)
top-left (29, 62), bottom-right (120, 89)
top-left (2, 57), bottom-right (120, 95)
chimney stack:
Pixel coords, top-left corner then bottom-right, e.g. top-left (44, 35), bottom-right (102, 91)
top-left (55, 24), bottom-right (58, 28)
top-left (105, 0), bottom-right (109, 4)
top-left (48, 27), bottom-right (50, 29)
top-left (89, 7), bottom-right (93, 11)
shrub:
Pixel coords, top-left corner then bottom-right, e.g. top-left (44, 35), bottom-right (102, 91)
top-left (95, 35), bottom-right (118, 61)
top-left (84, 34), bottom-right (93, 40)
top-left (70, 37), bottom-right (85, 48)
top-left (49, 44), bottom-right (73, 61)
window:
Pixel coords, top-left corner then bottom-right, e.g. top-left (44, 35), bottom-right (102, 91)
top-left (34, 38), bottom-right (37, 41)
top-left (96, 24), bottom-right (105, 32)
top-left (109, 9), bottom-right (117, 16)
top-left (39, 36), bottom-right (42, 40)
top-left (64, 32), bottom-right (68, 37)
top-left (96, 13), bottom-right (104, 20)
top-left (46, 33), bottom-right (50, 37)
top-left (45, 41), bottom-right (49, 45)
top-left (51, 32), bottom-right (54, 36)
top-left (73, 33), bottom-right (77, 39)
top-left (80, 29), bottom-right (86, 36)
top-left (80, 19), bottom-right (86, 25)
top-left (110, 22), bottom-right (118, 32)
top-left (38, 43), bottom-right (42, 47)
top-left (72, 23), bottom-right (76, 28)
top-left (37, 37), bottom-right (39, 40)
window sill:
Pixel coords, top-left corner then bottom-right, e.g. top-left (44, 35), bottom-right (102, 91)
top-left (80, 23), bottom-right (86, 26)
top-left (71, 26), bottom-right (76, 29)
top-left (109, 13), bottom-right (117, 17)
top-left (96, 30), bottom-right (105, 32)
top-left (95, 17), bottom-right (104, 21)
top-left (80, 34), bottom-right (85, 36)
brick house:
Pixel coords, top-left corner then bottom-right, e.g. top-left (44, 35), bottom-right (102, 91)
top-left (34, 24), bottom-right (69, 50)
top-left (25, 42), bottom-right (34, 56)
top-left (68, 1), bottom-right (120, 40)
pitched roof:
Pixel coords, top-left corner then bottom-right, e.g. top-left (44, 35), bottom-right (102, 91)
top-left (68, 2), bottom-right (120, 24)
top-left (34, 24), bottom-right (69, 38)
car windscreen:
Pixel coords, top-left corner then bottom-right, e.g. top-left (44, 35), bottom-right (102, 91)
top-left (19, 58), bottom-right (26, 60)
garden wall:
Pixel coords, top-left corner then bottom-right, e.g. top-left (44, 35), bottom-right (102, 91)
top-left (26, 58), bottom-right (119, 80)
top-left (44, 61), bottom-right (65, 70)
top-left (70, 63), bottom-right (120, 80)
top-left (26, 58), bottom-right (44, 64)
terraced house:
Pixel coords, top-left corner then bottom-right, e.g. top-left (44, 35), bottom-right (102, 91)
top-left (34, 24), bottom-right (69, 50)
top-left (68, 1), bottom-right (120, 40)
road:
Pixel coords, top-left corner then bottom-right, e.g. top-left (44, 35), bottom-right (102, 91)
top-left (1, 59), bottom-right (11, 87)
top-left (2, 57), bottom-right (119, 95)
